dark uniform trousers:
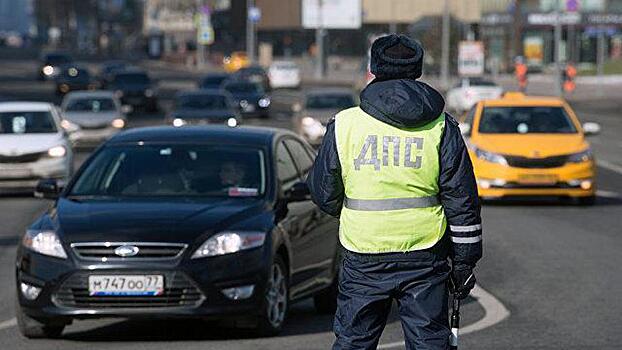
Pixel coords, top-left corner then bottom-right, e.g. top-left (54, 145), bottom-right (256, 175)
top-left (333, 243), bottom-right (451, 350)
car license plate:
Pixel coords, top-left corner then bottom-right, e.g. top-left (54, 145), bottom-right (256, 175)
top-left (518, 174), bottom-right (557, 185)
top-left (88, 275), bottom-right (164, 296)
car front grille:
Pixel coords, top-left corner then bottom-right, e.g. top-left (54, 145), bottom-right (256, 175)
top-left (71, 242), bottom-right (187, 261)
top-left (0, 152), bottom-right (46, 163)
top-left (54, 271), bottom-right (204, 308)
top-left (505, 155), bottom-right (568, 168)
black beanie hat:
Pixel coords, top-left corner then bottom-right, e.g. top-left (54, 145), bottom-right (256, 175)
top-left (370, 34), bottom-right (424, 80)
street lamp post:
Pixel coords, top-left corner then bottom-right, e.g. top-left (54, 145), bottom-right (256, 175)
top-left (315, 0), bottom-right (325, 79)
top-left (246, 0), bottom-right (256, 63)
top-left (440, 0), bottom-right (451, 90)
top-left (553, 0), bottom-right (563, 96)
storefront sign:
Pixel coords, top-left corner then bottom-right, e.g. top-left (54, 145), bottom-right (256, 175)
top-left (527, 12), bottom-right (581, 25)
top-left (458, 41), bottom-right (485, 76)
top-left (481, 13), bottom-right (513, 26)
top-left (587, 14), bottom-right (622, 25)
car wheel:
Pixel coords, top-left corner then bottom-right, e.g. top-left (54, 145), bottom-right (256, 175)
top-left (576, 195), bottom-right (596, 206)
top-left (16, 302), bottom-right (65, 339)
top-left (255, 255), bottom-right (288, 336)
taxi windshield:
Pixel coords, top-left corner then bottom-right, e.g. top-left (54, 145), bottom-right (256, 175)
top-left (478, 106), bottom-right (577, 134)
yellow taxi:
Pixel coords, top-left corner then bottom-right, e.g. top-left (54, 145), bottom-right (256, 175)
top-left (223, 51), bottom-right (250, 73)
top-left (461, 92), bottom-right (600, 204)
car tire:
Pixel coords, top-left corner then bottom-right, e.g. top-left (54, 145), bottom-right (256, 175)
top-left (576, 195), bottom-right (596, 206)
top-left (16, 302), bottom-right (65, 339)
top-left (255, 255), bottom-right (289, 337)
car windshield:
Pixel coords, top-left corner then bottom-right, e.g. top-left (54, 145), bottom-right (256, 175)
top-left (0, 111), bottom-right (57, 134)
top-left (224, 82), bottom-right (262, 94)
top-left (306, 94), bottom-right (355, 109)
top-left (113, 73), bottom-right (150, 84)
top-left (176, 94), bottom-right (229, 109)
top-left (69, 144), bottom-right (265, 198)
top-left (45, 54), bottom-right (71, 65)
top-left (200, 76), bottom-right (227, 88)
top-left (478, 106), bottom-right (577, 134)
top-left (65, 98), bottom-right (116, 112)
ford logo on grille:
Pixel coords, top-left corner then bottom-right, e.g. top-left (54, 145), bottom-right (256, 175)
top-left (114, 245), bottom-right (139, 257)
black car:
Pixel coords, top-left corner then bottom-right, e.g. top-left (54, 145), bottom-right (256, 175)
top-left (167, 89), bottom-right (241, 127)
top-left (108, 69), bottom-right (158, 112)
top-left (233, 65), bottom-right (271, 91)
top-left (38, 52), bottom-right (73, 81)
top-left (54, 65), bottom-right (96, 95)
top-left (198, 73), bottom-right (230, 90)
top-left (16, 126), bottom-right (340, 338)
top-left (222, 80), bottom-right (271, 118)
top-left (98, 60), bottom-right (129, 88)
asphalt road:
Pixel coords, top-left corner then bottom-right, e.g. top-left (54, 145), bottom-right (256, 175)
top-left (0, 59), bottom-right (621, 349)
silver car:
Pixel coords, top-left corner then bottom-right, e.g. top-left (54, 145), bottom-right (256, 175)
top-left (293, 88), bottom-right (357, 146)
top-left (0, 102), bottom-right (73, 192)
top-left (60, 91), bottom-right (129, 147)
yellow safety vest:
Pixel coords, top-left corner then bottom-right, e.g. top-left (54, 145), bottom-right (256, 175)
top-left (334, 107), bottom-right (447, 253)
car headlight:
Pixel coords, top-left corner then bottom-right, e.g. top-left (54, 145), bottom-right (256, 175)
top-left (111, 118), bottom-right (125, 129)
top-left (22, 230), bottom-right (67, 259)
top-left (191, 231), bottom-right (265, 259)
top-left (227, 117), bottom-right (238, 127)
top-left (48, 145), bottom-right (67, 158)
top-left (567, 149), bottom-right (593, 163)
top-left (144, 89), bottom-right (155, 97)
top-left (42, 65), bottom-right (54, 76)
top-left (258, 97), bottom-right (271, 108)
top-left (60, 119), bottom-right (80, 132)
top-left (475, 147), bottom-right (508, 166)
top-left (172, 118), bottom-right (186, 127)
top-left (302, 116), bottom-right (318, 126)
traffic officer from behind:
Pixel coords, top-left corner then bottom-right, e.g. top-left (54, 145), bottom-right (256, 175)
top-left (307, 34), bottom-right (482, 350)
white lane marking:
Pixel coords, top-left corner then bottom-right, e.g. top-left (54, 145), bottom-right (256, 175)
top-left (596, 190), bottom-right (620, 198)
top-left (0, 317), bottom-right (16, 331)
top-left (377, 285), bottom-right (510, 349)
top-left (598, 159), bottom-right (622, 175)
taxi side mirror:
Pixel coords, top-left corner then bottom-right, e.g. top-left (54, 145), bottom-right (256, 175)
top-left (583, 122), bottom-right (600, 136)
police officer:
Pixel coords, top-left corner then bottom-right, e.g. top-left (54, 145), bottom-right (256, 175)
top-left (306, 34), bottom-right (482, 350)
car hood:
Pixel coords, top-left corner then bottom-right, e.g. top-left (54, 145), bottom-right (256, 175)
top-left (472, 134), bottom-right (588, 157)
top-left (64, 111), bottom-right (120, 127)
top-left (0, 133), bottom-right (65, 155)
top-left (172, 109), bottom-right (236, 120)
top-left (55, 197), bottom-right (268, 244)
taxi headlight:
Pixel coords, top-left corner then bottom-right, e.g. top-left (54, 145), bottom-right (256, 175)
top-left (22, 230), bottom-right (67, 259)
top-left (567, 149), bottom-right (593, 163)
top-left (191, 231), bottom-right (265, 258)
top-left (111, 118), bottom-right (125, 129)
top-left (475, 147), bottom-right (508, 166)
top-left (47, 145), bottom-right (67, 158)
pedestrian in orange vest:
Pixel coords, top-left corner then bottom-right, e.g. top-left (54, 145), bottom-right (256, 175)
top-left (514, 57), bottom-right (528, 93)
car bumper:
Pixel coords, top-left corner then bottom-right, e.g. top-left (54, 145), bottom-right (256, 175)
top-left (0, 157), bottom-right (71, 191)
top-left (474, 159), bottom-right (596, 198)
top-left (16, 246), bottom-right (271, 321)
top-left (69, 128), bottom-right (120, 147)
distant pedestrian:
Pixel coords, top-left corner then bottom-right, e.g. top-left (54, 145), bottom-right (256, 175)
top-left (515, 57), bottom-right (528, 93)
top-left (307, 34), bottom-right (482, 350)
top-left (563, 62), bottom-right (577, 94)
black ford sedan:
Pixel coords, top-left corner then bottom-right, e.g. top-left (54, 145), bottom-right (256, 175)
top-left (16, 126), bottom-right (339, 338)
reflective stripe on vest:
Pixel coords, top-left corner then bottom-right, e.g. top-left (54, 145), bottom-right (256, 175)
top-left (334, 107), bottom-right (447, 254)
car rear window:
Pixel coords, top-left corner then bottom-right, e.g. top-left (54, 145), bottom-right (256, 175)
top-left (0, 111), bottom-right (57, 134)
top-left (176, 94), bottom-right (230, 110)
top-left (69, 144), bottom-right (266, 198)
top-left (478, 106), bottom-right (577, 134)
top-left (65, 98), bottom-right (116, 112)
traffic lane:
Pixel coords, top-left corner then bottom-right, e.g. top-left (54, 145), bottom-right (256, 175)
top-left (571, 101), bottom-right (622, 169)
top-left (461, 165), bottom-right (622, 350)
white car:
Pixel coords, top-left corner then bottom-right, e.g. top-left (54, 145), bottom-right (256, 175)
top-left (0, 102), bottom-right (73, 192)
top-left (268, 60), bottom-right (301, 89)
top-left (446, 78), bottom-right (503, 114)
top-left (60, 91), bottom-right (128, 147)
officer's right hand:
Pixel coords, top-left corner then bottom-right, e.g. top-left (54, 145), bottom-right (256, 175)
top-left (450, 265), bottom-right (476, 300)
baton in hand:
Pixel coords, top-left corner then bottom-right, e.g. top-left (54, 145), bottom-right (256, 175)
top-left (449, 296), bottom-right (461, 350)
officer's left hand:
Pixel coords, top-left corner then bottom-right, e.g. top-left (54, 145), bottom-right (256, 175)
top-left (450, 265), bottom-right (476, 300)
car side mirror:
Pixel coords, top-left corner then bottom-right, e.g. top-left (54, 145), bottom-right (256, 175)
top-left (34, 179), bottom-right (60, 199)
top-left (459, 123), bottom-right (471, 136)
top-left (285, 182), bottom-right (310, 202)
top-left (121, 105), bottom-right (133, 114)
top-left (583, 122), bottom-right (600, 136)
